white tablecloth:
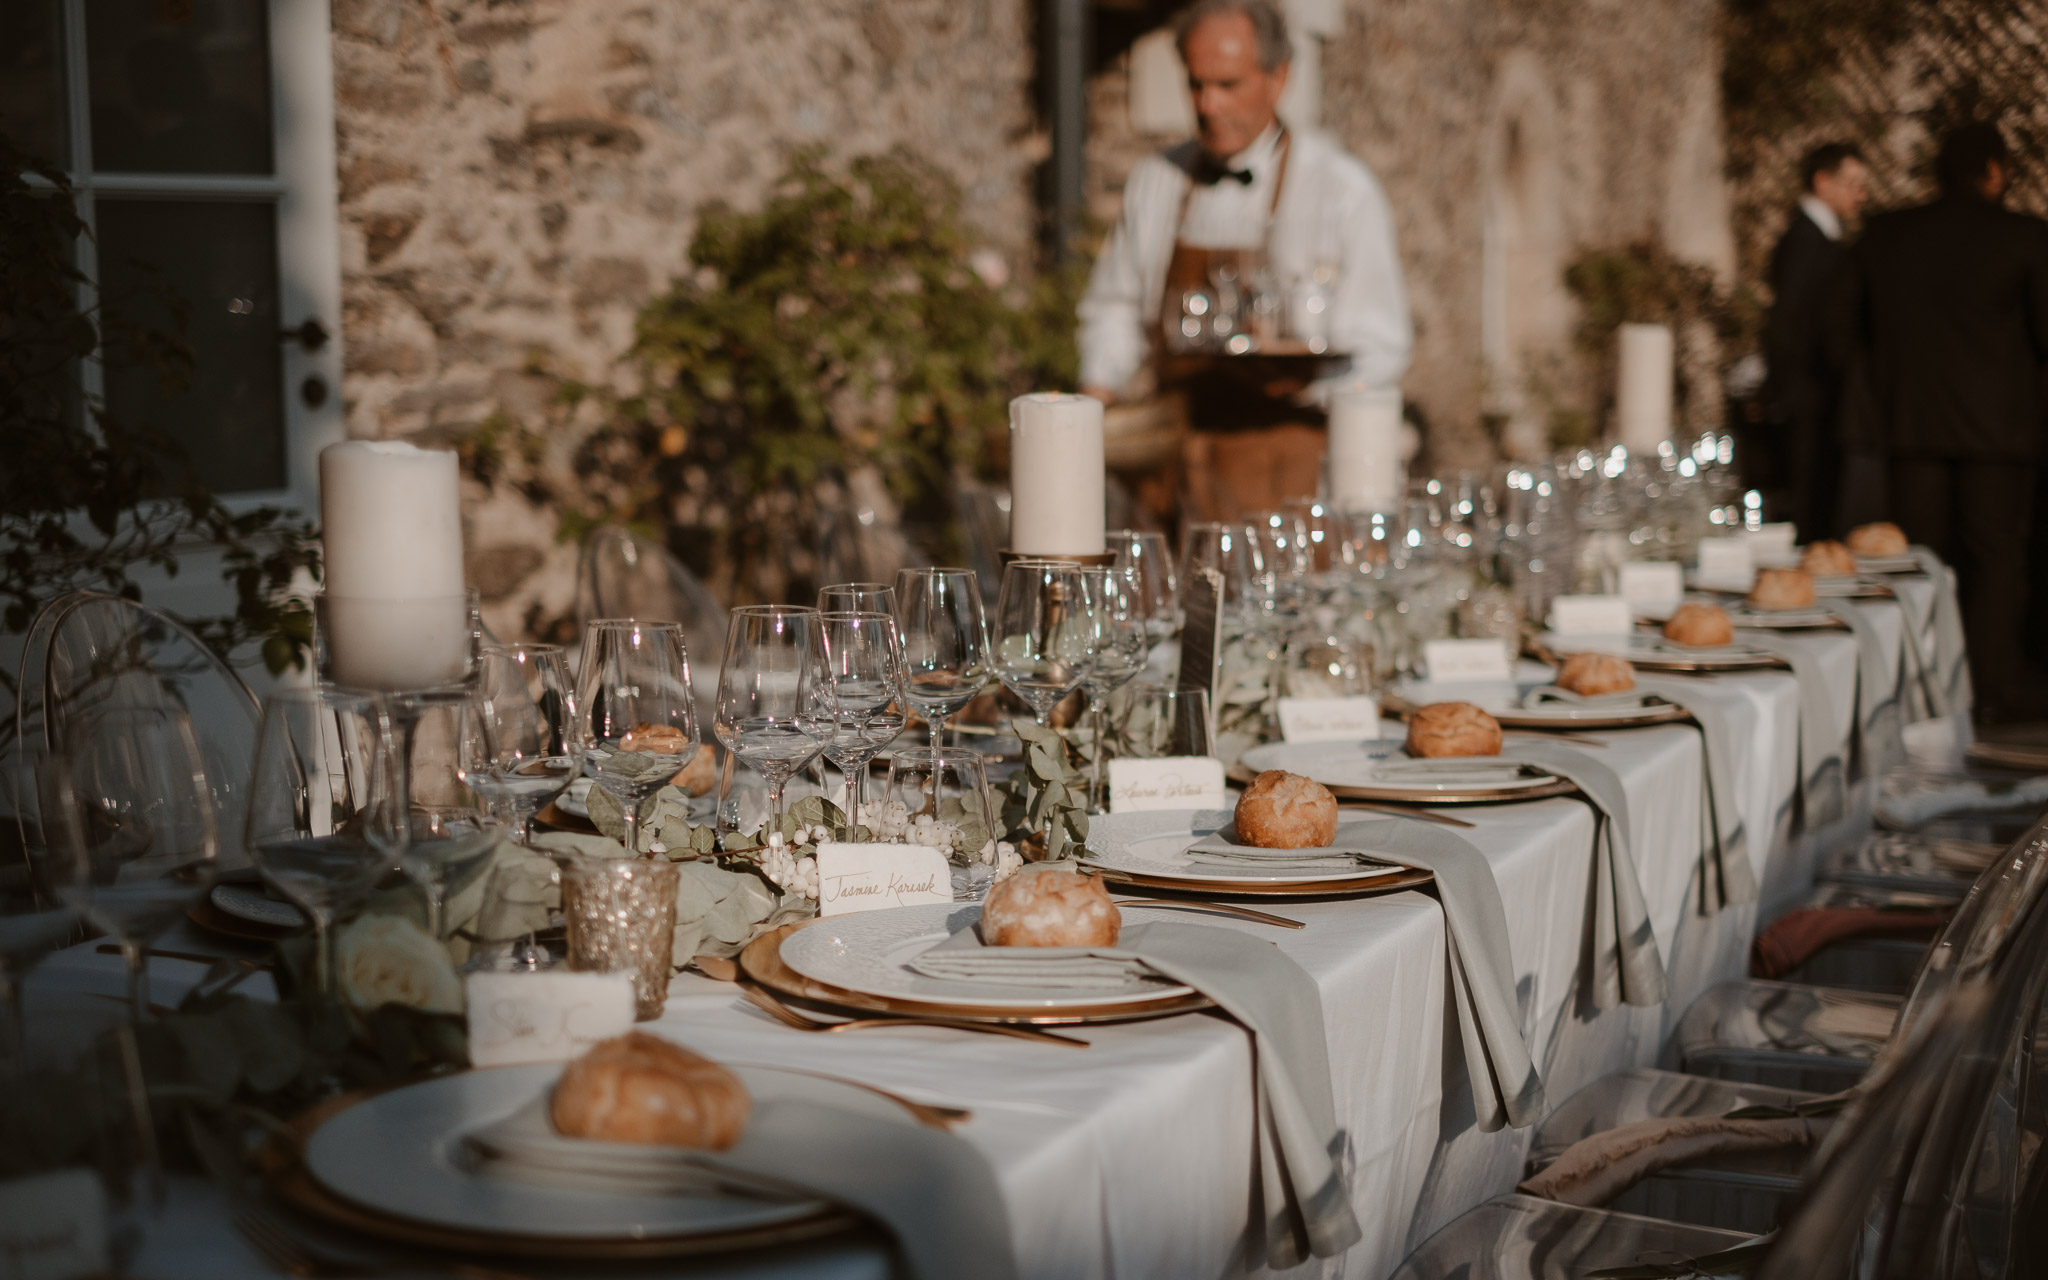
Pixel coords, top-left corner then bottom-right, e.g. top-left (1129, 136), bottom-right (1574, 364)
top-left (37, 593), bottom-right (1939, 1280)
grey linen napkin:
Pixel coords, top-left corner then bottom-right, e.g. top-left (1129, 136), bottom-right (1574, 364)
top-left (1874, 773), bottom-right (2048, 830)
top-left (1910, 547), bottom-right (1971, 710)
top-left (1733, 632), bottom-right (1848, 828)
top-left (912, 919), bottom-right (1362, 1265)
top-left (1494, 740), bottom-right (1668, 1009)
top-left (1189, 819), bottom-right (1546, 1132)
top-left (1522, 686), bottom-right (1665, 709)
top-left (466, 1093), bottom-right (1016, 1280)
top-left (1890, 583), bottom-right (1944, 722)
top-left (1815, 599), bottom-right (1907, 775)
top-left (1633, 675), bottom-right (1758, 913)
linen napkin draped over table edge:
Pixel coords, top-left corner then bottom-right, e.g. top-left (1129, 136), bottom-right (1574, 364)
top-left (1730, 632), bottom-right (1849, 829)
top-left (1628, 675), bottom-right (1759, 914)
top-left (1910, 546), bottom-right (1971, 711)
top-left (464, 1095), bottom-right (1019, 1280)
top-left (910, 919), bottom-right (1363, 1266)
top-left (1186, 819), bottom-right (1547, 1133)
top-left (1814, 598), bottom-right (1908, 776)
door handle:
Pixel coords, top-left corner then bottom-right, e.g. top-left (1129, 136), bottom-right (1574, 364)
top-left (281, 318), bottom-right (330, 352)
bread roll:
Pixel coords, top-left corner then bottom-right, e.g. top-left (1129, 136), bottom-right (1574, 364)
top-left (551, 1032), bottom-right (750, 1149)
top-left (1749, 566), bottom-right (1817, 611)
top-left (1800, 540), bottom-right (1857, 578)
top-left (1846, 522), bottom-right (1909, 557)
top-left (980, 865), bottom-right (1120, 947)
top-left (1234, 771), bottom-right (1339, 848)
top-left (1556, 652), bottom-right (1636, 697)
top-left (1405, 702), bottom-right (1503, 758)
top-left (1663, 603), bottom-right (1734, 647)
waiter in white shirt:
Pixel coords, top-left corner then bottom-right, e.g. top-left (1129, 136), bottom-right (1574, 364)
top-left (1078, 0), bottom-right (1411, 522)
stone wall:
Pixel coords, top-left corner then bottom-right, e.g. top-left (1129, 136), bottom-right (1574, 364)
top-left (329, 0), bottom-right (1035, 636)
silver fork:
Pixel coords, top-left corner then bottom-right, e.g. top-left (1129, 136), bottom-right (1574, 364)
top-left (735, 980), bottom-right (1090, 1048)
top-left (234, 1200), bottom-right (531, 1280)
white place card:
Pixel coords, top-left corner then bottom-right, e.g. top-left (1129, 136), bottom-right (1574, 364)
top-left (466, 971), bottom-right (637, 1068)
top-left (816, 842), bottom-right (952, 917)
top-left (1109, 756), bottom-right (1228, 812)
top-left (1424, 637), bottom-right (1513, 682)
top-left (1276, 696), bottom-right (1381, 743)
top-left (1618, 561), bottom-right (1685, 609)
top-left (0, 1170), bottom-right (108, 1280)
top-left (1747, 522), bottom-right (1797, 557)
top-left (1548, 594), bottom-right (1634, 635)
top-left (1696, 537), bottom-right (1754, 584)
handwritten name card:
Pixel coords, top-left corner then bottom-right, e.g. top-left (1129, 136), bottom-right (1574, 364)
top-left (1276, 696), bottom-right (1381, 743)
top-left (1618, 561), bottom-right (1685, 610)
top-left (1695, 538), bottom-right (1754, 587)
top-left (1424, 637), bottom-right (1513, 682)
top-left (815, 843), bottom-right (953, 917)
top-left (466, 970), bottom-right (637, 1068)
top-left (1109, 756), bottom-right (1228, 812)
top-left (1549, 594), bottom-right (1634, 636)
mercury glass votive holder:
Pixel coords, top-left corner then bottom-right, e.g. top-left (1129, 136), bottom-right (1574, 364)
top-left (562, 857), bottom-right (679, 1020)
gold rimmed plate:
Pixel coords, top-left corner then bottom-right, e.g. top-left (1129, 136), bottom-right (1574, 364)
top-left (1532, 634), bottom-right (1790, 674)
top-left (1234, 740), bottom-right (1580, 804)
top-left (1382, 685), bottom-right (1694, 731)
top-left (1082, 808), bottom-right (1438, 898)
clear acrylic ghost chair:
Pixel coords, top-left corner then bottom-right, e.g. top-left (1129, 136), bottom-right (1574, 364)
top-left (13, 591), bottom-right (263, 877)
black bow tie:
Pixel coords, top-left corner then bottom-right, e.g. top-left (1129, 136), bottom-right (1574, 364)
top-left (1192, 154), bottom-right (1255, 186)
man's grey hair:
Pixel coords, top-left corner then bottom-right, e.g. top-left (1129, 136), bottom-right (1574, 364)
top-left (1173, 0), bottom-right (1293, 72)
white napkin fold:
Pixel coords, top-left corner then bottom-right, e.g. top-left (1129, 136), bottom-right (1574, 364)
top-left (1633, 676), bottom-right (1758, 913)
top-left (912, 917), bottom-right (1362, 1266)
top-left (1368, 757), bottom-right (1549, 786)
top-left (465, 1089), bottom-right (1017, 1280)
top-left (1521, 686), bottom-right (1666, 710)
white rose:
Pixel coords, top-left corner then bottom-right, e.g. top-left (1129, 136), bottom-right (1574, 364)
top-left (335, 914), bottom-right (463, 1014)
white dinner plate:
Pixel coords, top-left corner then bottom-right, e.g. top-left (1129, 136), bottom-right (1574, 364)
top-left (1238, 739), bottom-right (1555, 792)
top-left (776, 903), bottom-right (1197, 1009)
top-left (210, 882), bottom-right (306, 929)
top-left (1081, 809), bottom-right (1402, 885)
top-left (305, 1063), bottom-right (895, 1240)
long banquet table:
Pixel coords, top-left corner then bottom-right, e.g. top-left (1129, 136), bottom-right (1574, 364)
top-left (40, 581), bottom-right (1963, 1280)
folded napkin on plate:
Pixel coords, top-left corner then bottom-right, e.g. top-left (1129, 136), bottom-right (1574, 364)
top-left (1730, 633), bottom-right (1848, 829)
top-left (911, 920), bottom-right (1361, 1266)
top-left (1183, 826), bottom-right (1399, 873)
top-left (1521, 686), bottom-right (1666, 709)
top-left (1816, 600), bottom-right (1907, 776)
top-left (1495, 741), bottom-right (1668, 1009)
top-left (465, 1092), bottom-right (1016, 1280)
top-left (1874, 773), bottom-right (2048, 831)
top-left (1911, 547), bottom-right (1970, 710)
top-left (1633, 677), bottom-right (1757, 913)
top-left (1365, 756), bottom-right (1546, 787)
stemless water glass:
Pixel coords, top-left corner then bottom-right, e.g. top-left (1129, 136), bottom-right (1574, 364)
top-left (577, 619), bottom-right (700, 857)
top-left (245, 688), bottom-right (402, 993)
top-left (36, 706), bottom-right (221, 1021)
top-left (714, 607), bottom-right (837, 835)
top-left (818, 582), bottom-right (897, 614)
top-left (883, 747), bottom-right (997, 897)
top-left (818, 611), bottom-right (906, 823)
top-left (893, 568), bottom-right (992, 761)
top-left (1076, 567), bottom-right (1150, 809)
top-left (462, 644), bottom-right (582, 846)
top-left (994, 560), bottom-right (1097, 726)
top-left (1109, 528), bottom-right (1181, 641)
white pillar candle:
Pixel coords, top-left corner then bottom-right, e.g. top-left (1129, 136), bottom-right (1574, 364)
top-left (1325, 386), bottom-right (1404, 513)
top-left (1008, 392), bottom-right (1106, 556)
top-left (318, 440), bottom-right (469, 691)
top-left (1614, 323), bottom-right (1674, 454)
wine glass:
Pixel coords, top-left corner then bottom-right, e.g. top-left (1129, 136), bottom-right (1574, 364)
top-left (818, 611), bottom-right (906, 823)
top-left (714, 607), bottom-right (837, 836)
top-left (401, 692), bottom-right (510, 938)
top-left (35, 706), bottom-right (221, 1021)
top-left (461, 644), bottom-right (583, 846)
top-left (893, 568), bottom-right (991, 762)
top-left (818, 582), bottom-right (897, 613)
top-left (577, 620), bottom-right (700, 857)
top-left (1075, 567), bottom-right (1151, 810)
top-left (993, 560), bottom-right (1096, 726)
top-left (244, 688), bottom-right (402, 994)
top-left (1109, 528), bottom-right (1180, 641)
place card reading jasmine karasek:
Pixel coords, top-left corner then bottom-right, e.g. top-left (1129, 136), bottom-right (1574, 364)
top-left (815, 843), bottom-right (953, 917)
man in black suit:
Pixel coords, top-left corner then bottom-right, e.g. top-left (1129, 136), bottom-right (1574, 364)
top-left (1763, 143), bottom-right (1868, 540)
top-left (1843, 122), bottom-right (2048, 720)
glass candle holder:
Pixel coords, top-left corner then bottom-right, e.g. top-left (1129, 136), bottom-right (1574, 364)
top-left (562, 857), bottom-right (679, 1020)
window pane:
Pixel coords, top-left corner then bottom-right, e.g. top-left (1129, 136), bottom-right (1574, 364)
top-left (97, 199), bottom-right (285, 494)
top-left (0, 0), bottom-right (67, 166)
top-left (87, 0), bottom-right (273, 175)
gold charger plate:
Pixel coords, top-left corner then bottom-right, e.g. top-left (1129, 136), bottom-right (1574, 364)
top-left (1226, 762), bottom-right (1580, 806)
top-left (1380, 691), bottom-right (1694, 732)
top-left (264, 1085), bottom-right (864, 1260)
top-left (739, 921), bottom-right (1215, 1025)
top-left (1092, 864), bottom-right (1435, 900)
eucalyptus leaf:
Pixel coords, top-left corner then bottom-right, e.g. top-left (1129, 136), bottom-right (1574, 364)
top-left (587, 785), bottom-right (627, 841)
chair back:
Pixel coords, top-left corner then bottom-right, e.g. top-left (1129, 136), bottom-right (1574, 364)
top-left (1889, 813), bottom-right (2048, 1046)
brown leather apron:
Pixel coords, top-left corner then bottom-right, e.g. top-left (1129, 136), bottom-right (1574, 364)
top-left (1158, 131), bottom-right (1328, 522)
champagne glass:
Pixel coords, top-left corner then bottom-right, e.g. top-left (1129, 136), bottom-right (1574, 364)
top-left (818, 582), bottom-right (898, 614)
top-left (818, 611), bottom-right (906, 823)
top-left (35, 706), bottom-right (220, 1021)
top-left (893, 568), bottom-right (991, 762)
top-left (245, 688), bottom-right (402, 993)
top-left (577, 620), bottom-right (700, 857)
top-left (401, 692), bottom-right (509, 938)
top-left (1109, 528), bottom-right (1180, 641)
top-left (461, 644), bottom-right (583, 846)
top-left (1076, 567), bottom-right (1150, 810)
top-left (714, 607), bottom-right (837, 835)
top-left (993, 560), bottom-right (1096, 726)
